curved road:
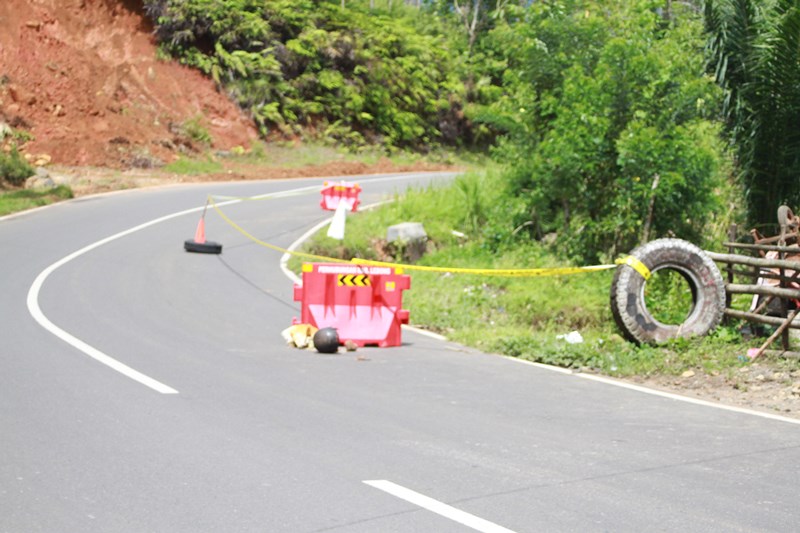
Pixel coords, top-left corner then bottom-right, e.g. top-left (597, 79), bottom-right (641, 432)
top-left (2, 173), bottom-right (800, 532)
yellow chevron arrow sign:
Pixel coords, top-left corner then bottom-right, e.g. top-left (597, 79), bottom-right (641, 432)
top-left (338, 274), bottom-right (371, 287)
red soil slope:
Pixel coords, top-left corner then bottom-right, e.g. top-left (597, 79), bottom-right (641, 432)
top-left (0, 0), bottom-right (258, 167)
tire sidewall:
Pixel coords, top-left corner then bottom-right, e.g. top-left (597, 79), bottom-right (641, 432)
top-left (610, 239), bottom-right (725, 344)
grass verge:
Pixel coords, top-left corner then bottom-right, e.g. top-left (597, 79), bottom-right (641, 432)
top-left (289, 170), bottom-right (783, 380)
top-left (0, 186), bottom-right (74, 216)
top-left (162, 156), bottom-right (224, 175)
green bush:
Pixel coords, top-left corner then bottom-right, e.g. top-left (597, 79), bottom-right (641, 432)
top-left (483, 0), bottom-right (726, 263)
top-left (182, 115), bottom-right (213, 146)
top-left (0, 147), bottom-right (34, 187)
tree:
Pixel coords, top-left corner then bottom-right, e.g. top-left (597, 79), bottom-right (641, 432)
top-left (706, 0), bottom-right (800, 226)
top-left (485, 0), bottom-right (724, 262)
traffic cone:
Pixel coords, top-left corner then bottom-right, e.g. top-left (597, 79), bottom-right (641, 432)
top-left (184, 201), bottom-right (222, 254)
top-left (327, 199), bottom-right (347, 240)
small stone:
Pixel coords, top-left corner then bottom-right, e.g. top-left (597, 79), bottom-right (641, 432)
top-left (344, 340), bottom-right (358, 352)
top-left (681, 370), bottom-right (695, 378)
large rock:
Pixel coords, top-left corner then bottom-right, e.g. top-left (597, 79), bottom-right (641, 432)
top-left (387, 222), bottom-right (428, 262)
top-left (24, 167), bottom-right (56, 190)
top-left (387, 222), bottom-right (427, 244)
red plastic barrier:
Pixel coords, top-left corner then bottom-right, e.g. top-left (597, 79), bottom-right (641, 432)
top-left (320, 181), bottom-right (361, 212)
top-left (293, 263), bottom-right (411, 347)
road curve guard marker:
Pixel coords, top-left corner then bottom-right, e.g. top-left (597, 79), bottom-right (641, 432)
top-left (293, 262), bottom-right (410, 347)
top-left (320, 180), bottom-right (361, 212)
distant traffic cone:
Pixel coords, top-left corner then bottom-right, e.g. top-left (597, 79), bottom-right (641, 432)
top-left (327, 199), bottom-right (347, 240)
top-left (184, 200), bottom-right (222, 254)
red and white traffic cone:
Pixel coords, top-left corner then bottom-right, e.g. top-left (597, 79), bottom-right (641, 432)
top-left (184, 201), bottom-right (222, 254)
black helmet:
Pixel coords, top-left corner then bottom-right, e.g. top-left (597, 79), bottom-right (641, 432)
top-left (313, 327), bottom-right (340, 353)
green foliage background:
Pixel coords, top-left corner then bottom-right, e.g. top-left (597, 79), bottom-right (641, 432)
top-left (144, 0), bottom-right (469, 150)
top-left (143, 0), bottom-right (744, 263)
top-left (482, 0), bottom-right (726, 262)
top-left (706, 0), bottom-right (800, 227)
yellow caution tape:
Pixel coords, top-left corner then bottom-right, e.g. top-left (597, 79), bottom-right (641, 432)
top-left (208, 195), bottom-right (619, 278)
top-left (615, 255), bottom-right (652, 280)
top-left (209, 196), bottom-right (350, 264)
top-left (350, 257), bottom-right (616, 277)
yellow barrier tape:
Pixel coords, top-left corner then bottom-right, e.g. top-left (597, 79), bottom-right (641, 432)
top-left (350, 257), bottom-right (615, 277)
top-left (209, 195), bottom-right (617, 277)
top-left (208, 185), bottom-right (322, 203)
top-left (615, 255), bottom-right (651, 280)
top-left (209, 196), bottom-right (350, 264)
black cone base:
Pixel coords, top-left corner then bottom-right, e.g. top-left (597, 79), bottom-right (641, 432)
top-left (184, 239), bottom-right (223, 254)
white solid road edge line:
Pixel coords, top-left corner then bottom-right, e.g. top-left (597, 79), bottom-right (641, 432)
top-left (284, 204), bottom-right (800, 425)
top-left (281, 183), bottom-right (800, 424)
top-left (282, 176), bottom-right (800, 425)
top-left (25, 176), bottom-right (453, 395)
top-left (24, 205), bottom-right (220, 394)
top-left (506, 356), bottom-right (800, 425)
top-left (25, 192), bottom-right (290, 395)
top-left (363, 480), bottom-right (517, 533)
top-left (575, 371), bottom-right (800, 425)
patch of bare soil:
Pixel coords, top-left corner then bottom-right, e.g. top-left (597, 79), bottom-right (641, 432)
top-left (632, 362), bottom-right (800, 419)
top-left (0, 0), bottom-right (257, 168)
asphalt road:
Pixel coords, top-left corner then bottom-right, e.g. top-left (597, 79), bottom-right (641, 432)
top-left (2, 173), bottom-right (800, 532)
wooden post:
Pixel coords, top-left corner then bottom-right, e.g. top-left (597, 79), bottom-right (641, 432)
top-left (750, 308), bottom-right (800, 360)
top-left (724, 224), bottom-right (736, 323)
top-left (779, 224), bottom-right (790, 350)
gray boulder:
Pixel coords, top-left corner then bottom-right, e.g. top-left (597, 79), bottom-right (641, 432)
top-left (25, 168), bottom-right (56, 190)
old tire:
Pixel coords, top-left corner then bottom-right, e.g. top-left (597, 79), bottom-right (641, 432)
top-left (184, 239), bottom-right (223, 254)
top-left (610, 238), bottom-right (725, 344)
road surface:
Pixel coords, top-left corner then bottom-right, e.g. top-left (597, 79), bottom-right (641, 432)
top-left (2, 173), bottom-right (799, 532)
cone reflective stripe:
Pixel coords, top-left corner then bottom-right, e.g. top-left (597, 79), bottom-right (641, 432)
top-left (327, 200), bottom-right (347, 240)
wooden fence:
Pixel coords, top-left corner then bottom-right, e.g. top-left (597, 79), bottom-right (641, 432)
top-left (705, 224), bottom-right (800, 359)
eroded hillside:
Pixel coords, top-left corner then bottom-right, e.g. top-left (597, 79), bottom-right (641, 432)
top-left (0, 0), bottom-right (258, 167)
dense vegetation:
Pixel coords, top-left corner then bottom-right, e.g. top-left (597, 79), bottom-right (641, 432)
top-left (292, 171), bottom-right (755, 377)
top-left (706, 0), bottom-right (800, 227)
top-left (483, 0), bottom-right (725, 262)
top-left (143, 0), bottom-right (766, 263)
top-left (144, 0), bottom-right (471, 149)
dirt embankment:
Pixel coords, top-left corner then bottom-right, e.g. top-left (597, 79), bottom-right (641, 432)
top-left (0, 0), bottom-right (258, 168)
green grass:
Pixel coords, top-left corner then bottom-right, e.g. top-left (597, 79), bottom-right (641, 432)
top-left (289, 169), bottom-right (776, 379)
top-left (232, 140), bottom-right (479, 169)
top-left (162, 157), bottom-right (224, 175)
top-left (0, 185), bottom-right (74, 216)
